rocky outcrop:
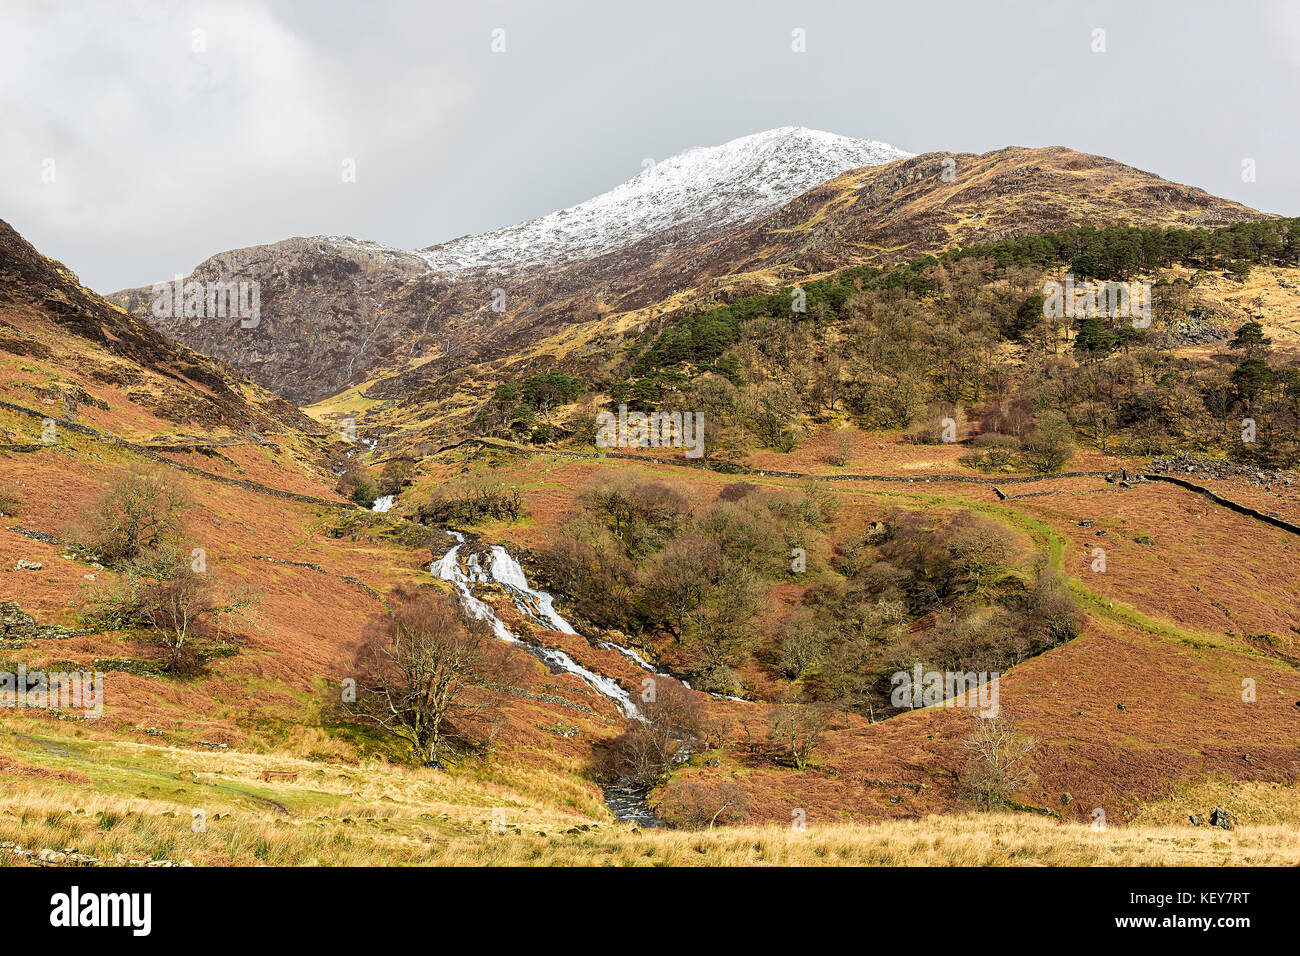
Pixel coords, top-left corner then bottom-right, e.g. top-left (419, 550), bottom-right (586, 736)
top-left (1147, 453), bottom-right (1295, 488)
top-left (0, 602), bottom-right (89, 646)
top-left (0, 218), bottom-right (319, 438)
top-left (1189, 808), bottom-right (1235, 830)
top-left (0, 841), bottom-right (191, 867)
top-left (108, 143), bottom-right (1266, 410)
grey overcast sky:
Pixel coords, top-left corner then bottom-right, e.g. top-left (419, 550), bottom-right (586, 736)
top-left (3, 0), bottom-right (1298, 293)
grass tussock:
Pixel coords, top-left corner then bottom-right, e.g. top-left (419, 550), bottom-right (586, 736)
top-left (2, 731), bottom-right (1298, 866)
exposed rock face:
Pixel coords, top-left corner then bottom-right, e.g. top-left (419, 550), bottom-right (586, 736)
top-left (1167, 309), bottom-right (1231, 345)
top-left (110, 237), bottom-right (449, 407)
top-left (109, 136), bottom-right (1265, 409)
top-left (0, 219), bottom-right (317, 437)
top-left (109, 128), bottom-right (912, 404)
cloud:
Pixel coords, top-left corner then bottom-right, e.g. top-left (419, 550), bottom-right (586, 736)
top-left (0, 0), bottom-right (470, 288)
top-left (0, 0), bottom-right (1295, 292)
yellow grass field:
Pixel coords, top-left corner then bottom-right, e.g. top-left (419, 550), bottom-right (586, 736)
top-left (3, 728), bottom-right (1297, 867)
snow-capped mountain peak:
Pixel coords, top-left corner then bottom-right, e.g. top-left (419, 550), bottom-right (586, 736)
top-left (325, 127), bottom-right (910, 275)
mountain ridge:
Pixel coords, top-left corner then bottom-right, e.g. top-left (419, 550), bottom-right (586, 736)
top-left (0, 217), bottom-right (318, 439)
top-left (108, 134), bottom-right (1266, 408)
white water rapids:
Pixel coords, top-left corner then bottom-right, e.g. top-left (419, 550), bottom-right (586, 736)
top-left (428, 528), bottom-right (749, 827)
top-left (432, 532), bottom-right (641, 718)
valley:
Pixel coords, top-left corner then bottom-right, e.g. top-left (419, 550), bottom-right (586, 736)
top-left (4, 126), bottom-right (1300, 868)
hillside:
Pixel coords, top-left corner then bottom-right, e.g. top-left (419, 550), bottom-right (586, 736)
top-left (109, 134), bottom-right (1262, 416)
top-left (316, 145), bottom-right (1267, 454)
top-left (108, 128), bottom-right (911, 404)
top-left (0, 218), bottom-right (320, 443)
top-left (6, 186), bottom-right (1300, 868)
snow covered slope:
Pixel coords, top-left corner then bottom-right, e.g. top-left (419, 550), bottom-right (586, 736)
top-left (114, 127), bottom-right (915, 402)
top-left (325, 127), bottom-right (912, 274)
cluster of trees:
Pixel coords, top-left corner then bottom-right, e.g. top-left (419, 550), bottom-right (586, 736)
top-left (535, 216), bottom-right (1300, 468)
top-left (338, 575), bottom-right (1048, 814)
top-left (469, 217), bottom-right (1300, 471)
top-left (609, 692), bottom-right (836, 827)
top-left (783, 510), bottom-right (1082, 721)
top-left (537, 474), bottom-right (1081, 717)
top-left (478, 372), bottom-right (585, 441)
top-left (416, 475), bottom-right (523, 527)
top-left (74, 466), bottom-right (259, 673)
top-left (538, 475), bottom-right (835, 695)
top-left (941, 218), bottom-right (1300, 280)
top-left (955, 406), bottom-right (1077, 475)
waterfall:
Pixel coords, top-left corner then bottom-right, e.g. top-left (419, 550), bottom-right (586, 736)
top-left (429, 531), bottom-right (747, 826)
top-left (431, 533), bottom-right (639, 718)
top-left (487, 546), bottom-right (578, 634)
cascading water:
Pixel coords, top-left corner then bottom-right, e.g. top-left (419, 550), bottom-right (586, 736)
top-left (600, 641), bottom-right (664, 674)
top-left (484, 548), bottom-right (685, 685)
top-left (432, 533), bottom-right (639, 719)
top-left (430, 530), bottom-right (741, 826)
top-left (487, 546), bottom-right (579, 635)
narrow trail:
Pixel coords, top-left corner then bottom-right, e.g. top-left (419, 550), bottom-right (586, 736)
top-left (941, 490), bottom-right (1299, 669)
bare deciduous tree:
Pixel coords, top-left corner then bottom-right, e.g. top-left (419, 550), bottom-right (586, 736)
top-left (642, 535), bottom-right (721, 644)
top-left (654, 780), bottom-right (749, 830)
top-left (959, 714), bottom-right (1038, 810)
top-left (599, 681), bottom-right (705, 790)
top-left (346, 589), bottom-right (520, 767)
top-left (74, 465), bottom-right (191, 565)
top-left (137, 569), bottom-right (260, 673)
top-left (767, 698), bottom-right (830, 770)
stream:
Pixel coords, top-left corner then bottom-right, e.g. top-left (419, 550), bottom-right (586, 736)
top-left (432, 532), bottom-right (639, 718)
top-left (430, 531), bottom-right (671, 825)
